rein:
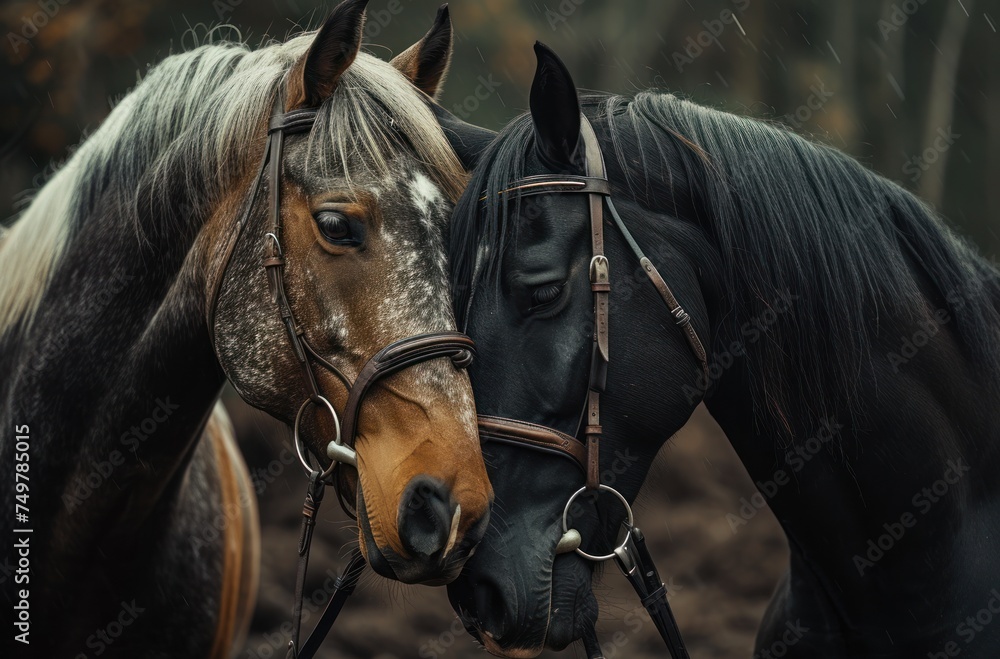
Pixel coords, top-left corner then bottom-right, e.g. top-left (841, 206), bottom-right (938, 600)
top-left (206, 98), bottom-right (476, 659)
top-left (476, 114), bottom-right (707, 659)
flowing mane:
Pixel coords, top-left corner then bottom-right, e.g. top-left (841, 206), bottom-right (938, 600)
top-left (0, 33), bottom-right (466, 342)
top-left (450, 91), bottom-right (1000, 436)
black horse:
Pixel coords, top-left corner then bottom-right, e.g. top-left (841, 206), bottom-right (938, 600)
top-left (440, 42), bottom-right (1000, 657)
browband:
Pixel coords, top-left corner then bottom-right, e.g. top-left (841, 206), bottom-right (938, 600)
top-left (498, 175), bottom-right (610, 198)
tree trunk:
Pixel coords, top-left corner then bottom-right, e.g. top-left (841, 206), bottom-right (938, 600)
top-left (917, 0), bottom-right (975, 207)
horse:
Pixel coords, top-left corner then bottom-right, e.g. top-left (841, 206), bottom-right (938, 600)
top-left (0, 2), bottom-right (492, 656)
top-left (439, 41), bottom-right (1000, 657)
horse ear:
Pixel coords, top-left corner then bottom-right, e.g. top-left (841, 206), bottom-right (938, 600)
top-left (390, 4), bottom-right (453, 99)
top-left (287, 0), bottom-right (369, 109)
top-left (529, 41), bottom-right (580, 169)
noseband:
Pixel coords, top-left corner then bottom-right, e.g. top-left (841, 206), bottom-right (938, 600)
top-left (477, 114), bottom-right (707, 659)
top-left (206, 98), bottom-right (476, 659)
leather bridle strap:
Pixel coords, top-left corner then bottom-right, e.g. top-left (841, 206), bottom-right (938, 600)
top-left (494, 175), bottom-right (610, 198)
top-left (603, 195), bottom-right (709, 381)
top-left (581, 115), bottom-right (609, 492)
top-left (207, 102), bottom-right (479, 658)
top-left (295, 548), bottom-right (367, 659)
top-left (262, 108), bottom-right (333, 402)
top-left (337, 332), bottom-right (476, 448)
top-left (328, 331), bottom-right (477, 517)
top-left (478, 415), bottom-right (586, 469)
top-left (506, 118), bottom-right (611, 489)
top-left (477, 115), bottom-right (710, 470)
top-left (474, 112), bottom-right (701, 659)
top-left (615, 526), bottom-right (690, 659)
top-left (206, 106), bottom-right (282, 345)
top-left (287, 333), bottom-right (475, 659)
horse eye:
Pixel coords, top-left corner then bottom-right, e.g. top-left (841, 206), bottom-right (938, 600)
top-left (314, 211), bottom-right (356, 245)
top-left (532, 283), bottom-right (563, 306)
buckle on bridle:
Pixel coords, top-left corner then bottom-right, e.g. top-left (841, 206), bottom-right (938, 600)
top-left (589, 255), bottom-right (610, 285)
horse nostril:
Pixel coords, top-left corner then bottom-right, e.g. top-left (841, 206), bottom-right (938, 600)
top-left (397, 475), bottom-right (455, 558)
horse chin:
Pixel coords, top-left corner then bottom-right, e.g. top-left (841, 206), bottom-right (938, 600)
top-left (480, 637), bottom-right (545, 658)
top-left (544, 554), bottom-right (599, 650)
top-left (355, 485), bottom-right (399, 580)
top-left (461, 554), bottom-right (598, 657)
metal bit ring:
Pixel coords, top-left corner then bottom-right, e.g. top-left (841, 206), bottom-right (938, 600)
top-left (561, 484), bottom-right (635, 562)
top-left (293, 395), bottom-right (351, 479)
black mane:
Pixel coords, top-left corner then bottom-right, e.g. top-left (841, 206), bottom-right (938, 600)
top-left (449, 91), bottom-right (1000, 437)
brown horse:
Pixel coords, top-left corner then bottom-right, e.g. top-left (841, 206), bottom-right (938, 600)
top-left (0, 2), bottom-right (490, 656)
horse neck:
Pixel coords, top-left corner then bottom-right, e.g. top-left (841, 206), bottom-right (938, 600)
top-left (0, 194), bottom-right (227, 591)
top-left (703, 278), bottom-right (1000, 614)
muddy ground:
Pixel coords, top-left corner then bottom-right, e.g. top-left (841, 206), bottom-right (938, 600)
top-left (229, 398), bottom-right (788, 659)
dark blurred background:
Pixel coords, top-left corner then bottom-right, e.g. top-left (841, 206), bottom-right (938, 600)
top-left (3, 0), bottom-right (998, 253)
top-left (3, 1), bottom-right (997, 657)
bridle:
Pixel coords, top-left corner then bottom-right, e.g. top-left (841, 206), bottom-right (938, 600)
top-left (476, 114), bottom-right (708, 659)
top-left (206, 96), bottom-right (477, 659)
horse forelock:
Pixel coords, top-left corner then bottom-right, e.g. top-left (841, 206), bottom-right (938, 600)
top-left (0, 30), bottom-right (467, 345)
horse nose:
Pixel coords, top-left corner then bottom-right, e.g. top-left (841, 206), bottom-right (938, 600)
top-left (473, 576), bottom-right (510, 634)
top-left (397, 475), bottom-right (457, 558)
top-left (463, 575), bottom-right (547, 655)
